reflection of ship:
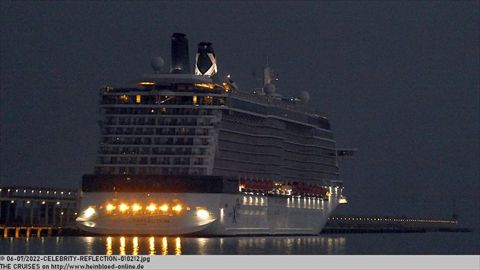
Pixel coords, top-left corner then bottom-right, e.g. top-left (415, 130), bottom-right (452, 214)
top-left (102, 236), bottom-right (346, 255)
top-left (105, 236), bottom-right (182, 256)
top-left (76, 33), bottom-right (349, 235)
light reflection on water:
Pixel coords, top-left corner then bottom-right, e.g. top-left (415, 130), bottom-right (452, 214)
top-left (98, 235), bottom-right (344, 255)
top-left (106, 237), bottom-right (112, 255)
top-left (2, 233), bottom-right (479, 254)
top-left (119, 237), bottom-right (126, 255)
top-left (83, 237), bottom-right (94, 254)
top-left (148, 237), bottom-right (155, 255)
top-left (161, 237), bottom-right (168, 255)
top-left (132, 237), bottom-right (139, 256)
top-left (103, 236), bottom-right (184, 255)
top-left (175, 237), bottom-right (182, 255)
top-left (1, 235), bottom-right (346, 255)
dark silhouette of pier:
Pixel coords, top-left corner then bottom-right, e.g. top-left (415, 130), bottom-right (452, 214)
top-left (322, 215), bottom-right (469, 233)
top-left (0, 186), bottom-right (77, 227)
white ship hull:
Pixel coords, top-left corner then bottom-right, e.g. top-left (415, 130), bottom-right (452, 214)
top-left (76, 192), bottom-right (340, 236)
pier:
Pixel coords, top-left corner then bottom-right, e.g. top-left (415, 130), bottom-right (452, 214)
top-left (1, 226), bottom-right (63, 237)
top-left (322, 215), bottom-right (468, 233)
top-left (0, 186), bottom-right (78, 227)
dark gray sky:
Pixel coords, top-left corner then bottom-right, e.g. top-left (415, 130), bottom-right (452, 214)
top-left (1, 1), bottom-right (478, 228)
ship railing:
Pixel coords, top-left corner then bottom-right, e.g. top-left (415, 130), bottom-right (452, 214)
top-left (229, 90), bottom-right (323, 116)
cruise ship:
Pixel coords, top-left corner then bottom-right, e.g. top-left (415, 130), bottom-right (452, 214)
top-left (76, 33), bottom-right (350, 235)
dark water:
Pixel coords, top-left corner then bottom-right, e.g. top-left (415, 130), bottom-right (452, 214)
top-left (1, 232), bottom-right (478, 255)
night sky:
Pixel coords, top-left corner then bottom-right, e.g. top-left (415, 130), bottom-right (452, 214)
top-left (1, 1), bottom-right (478, 229)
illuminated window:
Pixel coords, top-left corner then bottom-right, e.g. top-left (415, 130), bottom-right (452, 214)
top-left (194, 83), bottom-right (215, 89)
top-left (138, 81), bottom-right (155, 86)
top-left (119, 95), bottom-right (129, 103)
top-left (193, 96), bottom-right (198, 105)
top-left (204, 96), bottom-right (213, 105)
top-left (136, 95), bottom-right (141, 103)
top-left (222, 82), bottom-right (230, 91)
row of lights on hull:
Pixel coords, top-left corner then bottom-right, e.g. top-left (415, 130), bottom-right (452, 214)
top-left (81, 203), bottom-right (210, 220)
top-left (103, 203), bottom-right (186, 214)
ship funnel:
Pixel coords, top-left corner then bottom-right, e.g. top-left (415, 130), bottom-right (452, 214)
top-left (195, 42), bottom-right (218, 76)
top-left (170, 33), bottom-right (191, 74)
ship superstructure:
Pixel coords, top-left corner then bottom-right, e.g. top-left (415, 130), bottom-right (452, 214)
top-left (76, 33), bottom-right (347, 235)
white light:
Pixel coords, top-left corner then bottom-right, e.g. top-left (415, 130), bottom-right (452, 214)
top-left (56, 201), bottom-right (60, 205)
top-left (84, 221), bottom-right (95, 228)
top-left (83, 207), bottom-right (96, 219)
top-left (196, 209), bottom-right (210, 220)
top-left (10, 200), bottom-right (14, 203)
top-left (26, 201), bottom-right (30, 204)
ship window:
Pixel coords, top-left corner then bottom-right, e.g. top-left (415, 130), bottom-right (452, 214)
top-left (119, 95), bottom-right (129, 104)
top-left (193, 96), bottom-right (198, 105)
top-left (204, 96), bottom-right (213, 105)
top-left (136, 95), bottom-right (141, 103)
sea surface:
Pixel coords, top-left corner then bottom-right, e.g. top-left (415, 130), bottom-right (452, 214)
top-left (0, 232), bottom-right (478, 255)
